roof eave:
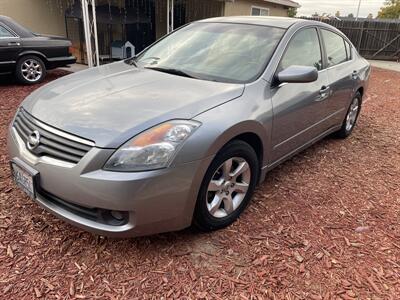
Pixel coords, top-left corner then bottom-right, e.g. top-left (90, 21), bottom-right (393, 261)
top-left (262, 0), bottom-right (301, 8)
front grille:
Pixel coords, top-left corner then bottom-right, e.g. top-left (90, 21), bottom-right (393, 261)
top-left (13, 108), bottom-right (94, 164)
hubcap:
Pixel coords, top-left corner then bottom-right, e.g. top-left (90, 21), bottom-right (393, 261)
top-left (21, 59), bottom-right (42, 82)
top-left (345, 98), bottom-right (359, 132)
top-left (206, 157), bottom-right (251, 218)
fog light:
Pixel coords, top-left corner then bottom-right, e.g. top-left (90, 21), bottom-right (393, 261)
top-left (110, 210), bottom-right (125, 221)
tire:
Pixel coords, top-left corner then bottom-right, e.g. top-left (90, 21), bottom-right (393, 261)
top-left (333, 92), bottom-right (362, 139)
top-left (16, 55), bottom-right (46, 85)
top-left (193, 140), bottom-right (259, 232)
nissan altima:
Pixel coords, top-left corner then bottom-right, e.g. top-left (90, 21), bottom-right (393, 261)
top-left (8, 17), bottom-right (370, 237)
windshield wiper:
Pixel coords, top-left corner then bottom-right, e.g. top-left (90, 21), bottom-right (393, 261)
top-left (145, 67), bottom-right (197, 79)
top-left (126, 57), bottom-right (138, 67)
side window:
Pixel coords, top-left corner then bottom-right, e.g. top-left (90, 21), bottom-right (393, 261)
top-left (344, 40), bottom-right (352, 60)
top-left (0, 25), bottom-right (14, 38)
top-left (321, 29), bottom-right (347, 67)
top-left (279, 28), bottom-right (322, 71)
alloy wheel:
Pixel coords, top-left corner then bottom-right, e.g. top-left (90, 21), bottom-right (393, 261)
top-left (21, 59), bottom-right (43, 82)
top-left (206, 157), bottom-right (251, 218)
top-left (345, 97), bottom-right (359, 132)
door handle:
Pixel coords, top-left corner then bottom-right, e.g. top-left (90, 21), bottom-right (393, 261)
top-left (7, 42), bottom-right (20, 46)
top-left (317, 85), bottom-right (330, 101)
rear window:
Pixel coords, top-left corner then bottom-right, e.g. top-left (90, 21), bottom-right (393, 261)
top-left (321, 29), bottom-right (347, 67)
top-left (0, 25), bottom-right (14, 38)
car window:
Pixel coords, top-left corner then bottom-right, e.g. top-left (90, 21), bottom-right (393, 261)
top-left (0, 25), bottom-right (14, 38)
top-left (344, 40), bottom-right (352, 60)
top-left (321, 29), bottom-right (347, 67)
top-left (279, 28), bottom-right (322, 71)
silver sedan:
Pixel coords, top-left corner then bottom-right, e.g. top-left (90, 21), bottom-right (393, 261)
top-left (8, 17), bottom-right (370, 237)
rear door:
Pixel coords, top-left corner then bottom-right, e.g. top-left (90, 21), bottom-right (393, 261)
top-left (0, 23), bottom-right (22, 73)
top-left (270, 27), bottom-right (331, 162)
top-left (320, 29), bottom-right (355, 127)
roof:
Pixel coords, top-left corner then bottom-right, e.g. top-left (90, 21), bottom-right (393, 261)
top-left (199, 16), bottom-right (305, 29)
top-left (263, 0), bottom-right (301, 8)
top-left (0, 15), bottom-right (34, 37)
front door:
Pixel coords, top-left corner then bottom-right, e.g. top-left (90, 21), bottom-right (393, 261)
top-left (270, 27), bottom-right (331, 163)
top-left (0, 24), bottom-right (21, 74)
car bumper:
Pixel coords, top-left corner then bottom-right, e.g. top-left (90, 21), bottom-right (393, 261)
top-left (7, 126), bottom-right (213, 237)
top-left (47, 56), bottom-right (77, 69)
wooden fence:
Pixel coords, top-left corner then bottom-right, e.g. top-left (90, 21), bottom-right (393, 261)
top-left (302, 18), bottom-right (400, 61)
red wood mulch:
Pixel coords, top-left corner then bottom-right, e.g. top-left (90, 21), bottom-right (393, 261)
top-left (0, 68), bottom-right (399, 299)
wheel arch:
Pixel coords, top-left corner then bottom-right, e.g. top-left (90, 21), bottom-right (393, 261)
top-left (356, 86), bottom-right (364, 98)
top-left (17, 51), bottom-right (48, 66)
top-left (204, 120), bottom-right (269, 170)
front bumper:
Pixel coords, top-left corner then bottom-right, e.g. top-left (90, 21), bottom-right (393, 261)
top-left (8, 126), bottom-right (213, 237)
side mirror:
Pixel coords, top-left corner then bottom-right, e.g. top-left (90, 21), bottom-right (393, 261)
top-left (277, 65), bottom-right (318, 84)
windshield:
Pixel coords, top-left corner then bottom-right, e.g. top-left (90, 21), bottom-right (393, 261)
top-left (132, 22), bottom-right (285, 83)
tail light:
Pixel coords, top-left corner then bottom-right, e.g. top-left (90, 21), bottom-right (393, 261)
top-left (68, 46), bottom-right (74, 55)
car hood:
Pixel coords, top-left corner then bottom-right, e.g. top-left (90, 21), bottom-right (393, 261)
top-left (22, 61), bottom-right (244, 148)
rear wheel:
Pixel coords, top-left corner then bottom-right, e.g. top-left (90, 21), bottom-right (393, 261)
top-left (193, 140), bottom-right (259, 232)
top-left (334, 92), bottom-right (361, 139)
top-left (16, 55), bottom-right (46, 85)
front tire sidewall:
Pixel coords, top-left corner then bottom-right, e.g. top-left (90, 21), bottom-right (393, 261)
top-left (193, 140), bottom-right (259, 232)
top-left (16, 56), bottom-right (46, 85)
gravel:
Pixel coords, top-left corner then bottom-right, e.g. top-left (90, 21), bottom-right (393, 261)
top-left (0, 68), bottom-right (399, 299)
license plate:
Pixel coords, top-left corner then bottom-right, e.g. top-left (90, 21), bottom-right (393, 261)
top-left (10, 160), bottom-right (38, 199)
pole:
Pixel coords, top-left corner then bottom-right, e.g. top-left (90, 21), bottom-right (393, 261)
top-left (355, 0), bottom-right (361, 20)
top-left (81, 0), bottom-right (93, 67)
top-left (171, 0), bottom-right (174, 32)
top-left (91, 0), bottom-right (100, 67)
top-left (167, 0), bottom-right (170, 33)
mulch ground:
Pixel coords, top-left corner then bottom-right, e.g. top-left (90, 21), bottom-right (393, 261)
top-left (0, 68), bottom-right (399, 299)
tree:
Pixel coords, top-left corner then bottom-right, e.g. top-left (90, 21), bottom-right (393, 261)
top-left (288, 7), bottom-right (297, 17)
top-left (347, 13), bottom-right (354, 18)
top-left (335, 11), bottom-right (341, 17)
top-left (367, 13), bottom-right (374, 18)
top-left (378, 0), bottom-right (400, 19)
top-left (312, 12), bottom-right (320, 17)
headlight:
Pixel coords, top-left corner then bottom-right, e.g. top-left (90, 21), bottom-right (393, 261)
top-left (104, 120), bottom-right (200, 171)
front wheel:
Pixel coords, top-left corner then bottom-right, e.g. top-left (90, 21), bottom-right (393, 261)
top-left (193, 140), bottom-right (259, 232)
top-left (333, 92), bottom-right (361, 139)
top-left (16, 55), bottom-right (46, 85)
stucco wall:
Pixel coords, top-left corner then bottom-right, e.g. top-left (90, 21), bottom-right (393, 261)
top-left (0, 0), bottom-right (67, 37)
top-left (224, 0), bottom-right (289, 17)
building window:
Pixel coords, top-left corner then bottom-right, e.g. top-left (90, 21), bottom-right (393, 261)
top-left (251, 6), bottom-right (269, 16)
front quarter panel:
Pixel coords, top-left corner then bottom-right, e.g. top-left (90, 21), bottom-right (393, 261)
top-left (172, 79), bottom-right (273, 170)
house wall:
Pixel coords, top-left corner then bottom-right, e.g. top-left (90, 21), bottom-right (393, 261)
top-left (0, 0), bottom-right (68, 36)
top-left (155, 0), bottom-right (224, 40)
top-left (224, 0), bottom-right (289, 17)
